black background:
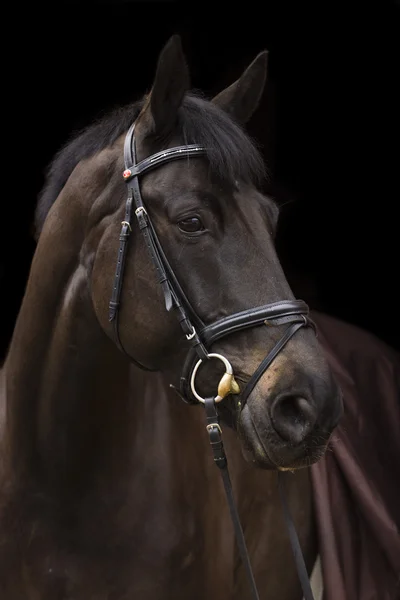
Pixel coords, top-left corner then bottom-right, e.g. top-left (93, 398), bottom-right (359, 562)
top-left (1, 1), bottom-right (399, 362)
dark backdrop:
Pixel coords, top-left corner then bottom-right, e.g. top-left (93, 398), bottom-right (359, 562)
top-left (1, 1), bottom-right (399, 362)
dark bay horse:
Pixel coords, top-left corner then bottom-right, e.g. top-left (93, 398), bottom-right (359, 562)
top-left (0, 36), bottom-right (342, 599)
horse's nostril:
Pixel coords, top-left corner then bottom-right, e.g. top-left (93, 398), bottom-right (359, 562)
top-left (270, 394), bottom-right (317, 444)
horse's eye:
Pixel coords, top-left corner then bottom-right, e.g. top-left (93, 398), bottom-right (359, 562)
top-left (178, 217), bottom-right (204, 233)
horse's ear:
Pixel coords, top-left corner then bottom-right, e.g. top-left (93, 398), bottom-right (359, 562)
top-left (212, 51), bottom-right (268, 124)
top-left (143, 35), bottom-right (190, 137)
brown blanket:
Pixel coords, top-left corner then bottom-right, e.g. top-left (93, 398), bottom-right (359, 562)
top-left (310, 311), bottom-right (400, 600)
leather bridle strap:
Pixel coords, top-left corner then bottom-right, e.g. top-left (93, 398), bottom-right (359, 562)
top-left (109, 123), bottom-right (208, 364)
top-left (127, 130), bottom-right (208, 360)
top-left (278, 472), bottom-right (315, 600)
top-left (180, 300), bottom-right (313, 404)
top-left (205, 397), bottom-right (315, 600)
top-left (204, 397), bottom-right (260, 600)
top-left (109, 186), bottom-right (155, 370)
top-left (201, 300), bottom-right (310, 343)
top-left (240, 319), bottom-right (309, 407)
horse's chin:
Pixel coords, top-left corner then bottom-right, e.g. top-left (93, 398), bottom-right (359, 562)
top-left (239, 440), bottom-right (277, 470)
top-left (237, 404), bottom-right (329, 471)
top-left (237, 405), bottom-right (278, 469)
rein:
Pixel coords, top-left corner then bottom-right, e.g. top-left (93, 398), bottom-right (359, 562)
top-left (205, 397), bottom-right (315, 600)
top-left (109, 122), bottom-right (316, 599)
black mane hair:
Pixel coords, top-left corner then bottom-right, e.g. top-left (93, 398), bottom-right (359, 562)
top-left (35, 93), bottom-right (266, 238)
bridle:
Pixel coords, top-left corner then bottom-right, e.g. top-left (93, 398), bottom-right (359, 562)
top-left (110, 122), bottom-right (314, 404)
top-left (108, 122), bottom-right (316, 600)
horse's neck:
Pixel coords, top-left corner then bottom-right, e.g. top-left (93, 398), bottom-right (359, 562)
top-left (4, 250), bottom-right (129, 488)
top-left (1, 215), bottom-right (211, 513)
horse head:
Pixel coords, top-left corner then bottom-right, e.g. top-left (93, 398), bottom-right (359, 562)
top-left (79, 35), bottom-right (343, 470)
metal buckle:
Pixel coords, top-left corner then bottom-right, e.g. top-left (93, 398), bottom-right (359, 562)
top-left (135, 206), bottom-right (147, 217)
top-left (206, 423), bottom-right (222, 434)
top-left (186, 326), bottom-right (197, 341)
top-left (121, 220), bottom-right (132, 231)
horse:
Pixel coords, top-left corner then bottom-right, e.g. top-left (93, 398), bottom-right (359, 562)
top-left (0, 35), bottom-right (343, 599)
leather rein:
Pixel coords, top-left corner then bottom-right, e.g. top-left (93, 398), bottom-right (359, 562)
top-left (108, 122), bottom-right (316, 600)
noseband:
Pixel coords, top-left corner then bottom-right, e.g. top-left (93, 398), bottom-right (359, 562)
top-left (108, 122), bottom-right (316, 600)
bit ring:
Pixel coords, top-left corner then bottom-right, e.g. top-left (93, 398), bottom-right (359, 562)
top-left (190, 353), bottom-right (235, 404)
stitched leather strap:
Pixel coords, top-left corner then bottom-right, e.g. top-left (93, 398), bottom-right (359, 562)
top-left (204, 398), bottom-right (260, 600)
top-left (123, 124), bottom-right (208, 360)
top-left (108, 189), bottom-right (155, 370)
top-left (109, 190), bottom-right (134, 323)
top-left (241, 320), bottom-right (306, 407)
top-left (110, 122), bottom-right (208, 365)
top-left (201, 300), bottom-right (309, 345)
top-left (125, 145), bottom-right (206, 179)
top-left (205, 398), bottom-right (315, 600)
top-left (278, 472), bottom-right (315, 600)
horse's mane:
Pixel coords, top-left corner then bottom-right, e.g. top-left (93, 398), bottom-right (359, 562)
top-left (34, 92), bottom-right (266, 239)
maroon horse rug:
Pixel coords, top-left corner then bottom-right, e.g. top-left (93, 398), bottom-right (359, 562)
top-left (311, 311), bottom-right (400, 600)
